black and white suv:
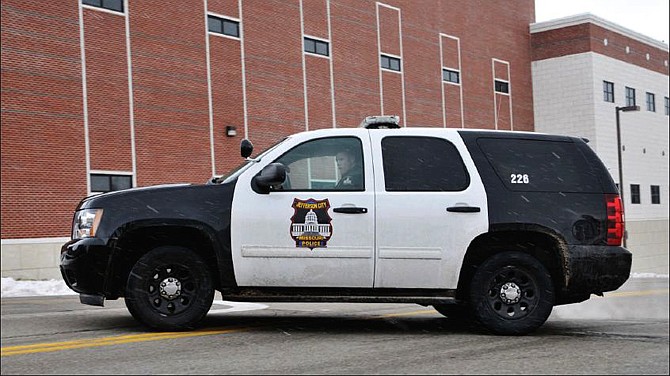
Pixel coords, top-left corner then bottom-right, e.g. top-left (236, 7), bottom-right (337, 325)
top-left (61, 115), bottom-right (631, 335)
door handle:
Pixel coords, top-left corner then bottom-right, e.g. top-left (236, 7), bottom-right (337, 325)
top-left (333, 207), bottom-right (368, 214)
top-left (446, 206), bottom-right (481, 213)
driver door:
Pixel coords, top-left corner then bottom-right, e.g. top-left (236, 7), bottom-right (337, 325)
top-left (231, 131), bottom-right (376, 287)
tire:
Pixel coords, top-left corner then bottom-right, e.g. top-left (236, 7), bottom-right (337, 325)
top-left (469, 251), bottom-right (554, 335)
top-left (125, 246), bottom-right (214, 331)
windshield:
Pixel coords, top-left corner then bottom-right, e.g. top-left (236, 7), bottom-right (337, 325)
top-left (217, 137), bottom-right (289, 184)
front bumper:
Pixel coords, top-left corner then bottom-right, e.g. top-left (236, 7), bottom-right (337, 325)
top-left (559, 245), bottom-right (632, 304)
top-left (60, 237), bottom-right (113, 297)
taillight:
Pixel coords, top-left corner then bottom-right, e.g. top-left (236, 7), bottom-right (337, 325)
top-left (605, 194), bottom-right (625, 246)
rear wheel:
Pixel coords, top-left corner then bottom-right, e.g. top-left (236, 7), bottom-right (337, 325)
top-left (125, 246), bottom-right (214, 331)
top-left (469, 251), bottom-right (554, 335)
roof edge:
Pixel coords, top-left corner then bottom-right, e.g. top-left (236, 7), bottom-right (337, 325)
top-left (530, 13), bottom-right (669, 52)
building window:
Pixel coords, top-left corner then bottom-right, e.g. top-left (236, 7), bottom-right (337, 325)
top-left (207, 15), bottom-right (239, 38)
top-left (494, 80), bottom-right (509, 94)
top-left (646, 92), bottom-right (656, 112)
top-left (630, 184), bottom-right (640, 204)
top-left (82, 0), bottom-right (123, 13)
top-left (442, 68), bottom-right (460, 84)
top-left (625, 87), bottom-right (636, 107)
top-left (665, 97), bottom-right (669, 116)
top-left (304, 37), bottom-right (329, 57)
top-left (651, 185), bottom-right (660, 204)
top-left (91, 174), bottom-right (132, 193)
top-left (603, 81), bottom-right (614, 103)
top-left (381, 55), bottom-right (401, 72)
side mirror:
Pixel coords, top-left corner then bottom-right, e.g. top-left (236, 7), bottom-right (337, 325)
top-left (241, 139), bottom-right (253, 158)
top-left (253, 163), bottom-right (287, 194)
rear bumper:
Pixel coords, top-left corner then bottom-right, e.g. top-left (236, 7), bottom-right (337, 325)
top-left (560, 245), bottom-right (632, 303)
top-left (60, 238), bottom-right (113, 297)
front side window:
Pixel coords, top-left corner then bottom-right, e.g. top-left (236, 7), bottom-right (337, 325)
top-left (381, 136), bottom-right (469, 191)
top-left (91, 174), bottom-right (132, 193)
top-left (274, 137), bottom-right (364, 191)
top-left (603, 81), bottom-right (614, 103)
top-left (646, 92), bottom-right (656, 112)
top-left (625, 87), bottom-right (636, 107)
top-left (630, 184), bottom-right (641, 204)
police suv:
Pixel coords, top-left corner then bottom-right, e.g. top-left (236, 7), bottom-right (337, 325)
top-left (60, 115), bottom-right (631, 335)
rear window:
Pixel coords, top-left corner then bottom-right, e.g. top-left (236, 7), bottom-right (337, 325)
top-left (382, 136), bottom-right (469, 191)
top-left (477, 138), bottom-right (601, 193)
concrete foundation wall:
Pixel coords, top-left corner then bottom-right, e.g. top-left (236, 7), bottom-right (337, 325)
top-left (626, 219), bottom-right (670, 275)
top-left (1, 238), bottom-right (68, 280)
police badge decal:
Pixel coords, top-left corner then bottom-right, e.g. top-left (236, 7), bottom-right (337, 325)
top-left (290, 198), bottom-right (333, 249)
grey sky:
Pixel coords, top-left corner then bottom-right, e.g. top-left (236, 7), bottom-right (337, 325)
top-left (535, 0), bottom-right (669, 44)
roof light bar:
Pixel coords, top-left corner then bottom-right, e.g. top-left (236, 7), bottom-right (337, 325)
top-left (359, 115), bottom-right (400, 129)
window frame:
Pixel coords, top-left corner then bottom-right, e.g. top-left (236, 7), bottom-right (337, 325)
top-left (303, 36), bottom-right (330, 57)
top-left (651, 185), bottom-right (660, 204)
top-left (494, 79), bottom-right (509, 94)
top-left (664, 96), bottom-right (669, 116)
top-left (630, 184), bottom-right (641, 204)
top-left (603, 81), bottom-right (614, 103)
top-left (646, 92), bottom-right (656, 112)
top-left (90, 173), bottom-right (133, 194)
top-left (442, 68), bottom-right (460, 84)
top-left (625, 86), bottom-right (636, 107)
top-left (207, 15), bottom-right (240, 39)
top-left (380, 54), bottom-right (401, 72)
top-left (81, 0), bottom-right (124, 13)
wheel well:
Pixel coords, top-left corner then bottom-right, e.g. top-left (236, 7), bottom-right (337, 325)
top-left (108, 226), bottom-right (220, 298)
top-left (456, 230), bottom-right (566, 302)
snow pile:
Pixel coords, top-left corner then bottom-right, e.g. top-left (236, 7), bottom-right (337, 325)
top-left (1, 277), bottom-right (76, 298)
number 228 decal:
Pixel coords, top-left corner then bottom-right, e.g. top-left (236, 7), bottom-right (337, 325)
top-left (510, 174), bottom-right (529, 184)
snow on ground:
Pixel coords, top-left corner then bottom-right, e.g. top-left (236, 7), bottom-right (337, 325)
top-left (1, 273), bottom-right (668, 298)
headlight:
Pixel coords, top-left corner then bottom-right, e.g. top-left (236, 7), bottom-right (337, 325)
top-left (72, 209), bottom-right (104, 239)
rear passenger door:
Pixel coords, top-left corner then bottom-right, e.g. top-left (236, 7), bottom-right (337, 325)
top-left (369, 131), bottom-right (488, 289)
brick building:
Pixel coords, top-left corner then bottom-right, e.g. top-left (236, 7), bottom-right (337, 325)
top-left (1, 1), bottom-right (667, 278)
top-left (1, 0), bottom-right (535, 278)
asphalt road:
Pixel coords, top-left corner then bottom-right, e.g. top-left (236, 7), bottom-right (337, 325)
top-left (1, 277), bottom-right (668, 375)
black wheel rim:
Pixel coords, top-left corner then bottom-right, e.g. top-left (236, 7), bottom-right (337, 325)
top-left (144, 263), bottom-right (197, 316)
top-left (485, 265), bottom-right (539, 320)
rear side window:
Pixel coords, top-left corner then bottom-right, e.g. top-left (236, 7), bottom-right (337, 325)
top-left (382, 136), bottom-right (469, 191)
top-left (477, 138), bottom-right (600, 193)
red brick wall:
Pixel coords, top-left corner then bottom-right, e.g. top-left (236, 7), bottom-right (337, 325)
top-left (1, 0), bottom-right (536, 239)
top-left (1, 1), bottom-right (87, 238)
top-left (532, 23), bottom-right (670, 76)
top-left (129, 0), bottom-right (212, 186)
top-left (84, 9), bottom-right (132, 172)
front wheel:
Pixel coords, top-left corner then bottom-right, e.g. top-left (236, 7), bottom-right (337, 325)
top-left (469, 251), bottom-right (554, 335)
top-left (125, 246), bottom-right (214, 331)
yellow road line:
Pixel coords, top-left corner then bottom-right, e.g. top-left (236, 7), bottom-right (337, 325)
top-left (1, 327), bottom-right (248, 357)
top-left (605, 288), bottom-right (669, 298)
